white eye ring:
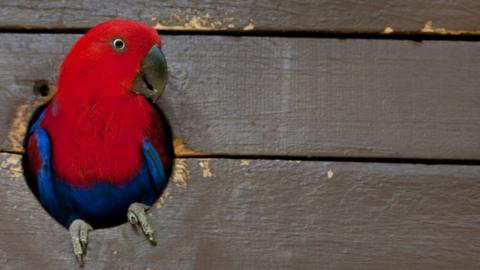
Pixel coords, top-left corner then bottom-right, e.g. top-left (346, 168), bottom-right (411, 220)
top-left (112, 38), bottom-right (126, 51)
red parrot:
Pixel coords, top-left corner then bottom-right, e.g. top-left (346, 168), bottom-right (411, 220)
top-left (23, 19), bottom-right (173, 264)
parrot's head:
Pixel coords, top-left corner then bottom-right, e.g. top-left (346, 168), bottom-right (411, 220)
top-left (57, 18), bottom-right (167, 103)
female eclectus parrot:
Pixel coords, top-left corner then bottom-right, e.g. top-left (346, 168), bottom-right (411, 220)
top-left (23, 19), bottom-right (173, 264)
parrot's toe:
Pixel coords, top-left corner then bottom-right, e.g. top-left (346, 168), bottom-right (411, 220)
top-left (69, 219), bottom-right (92, 266)
top-left (128, 202), bottom-right (156, 245)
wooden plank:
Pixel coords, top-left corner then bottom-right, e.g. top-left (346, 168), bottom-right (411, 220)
top-left (1, 153), bottom-right (479, 269)
top-left (1, 1), bottom-right (480, 35)
top-left (2, 34), bottom-right (480, 160)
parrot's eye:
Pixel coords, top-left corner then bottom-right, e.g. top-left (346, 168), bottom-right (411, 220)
top-left (111, 38), bottom-right (126, 52)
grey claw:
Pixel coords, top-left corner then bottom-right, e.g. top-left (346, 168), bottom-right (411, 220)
top-left (127, 212), bottom-right (138, 225)
top-left (79, 223), bottom-right (90, 249)
top-left (75, 254), bottom-right (84, 266)
top-left (69, 219), bottom-right (92, 266)
top-left (128, 203), bottom-right (156, 245)
top-left (147, 233), bottom-right (157, 246)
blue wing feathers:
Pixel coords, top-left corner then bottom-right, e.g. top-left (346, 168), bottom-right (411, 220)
top-left (29, 109), bottom-right (46, 134)
top-left (142, 139), bottom-right (168, 196)
top-left (32, 127), bottom-right (63, 219)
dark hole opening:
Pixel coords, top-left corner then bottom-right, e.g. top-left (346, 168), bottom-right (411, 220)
top-left (33, 80), bottom-right (50, 97)
top-left (22, 101), bottom-right (175, 230)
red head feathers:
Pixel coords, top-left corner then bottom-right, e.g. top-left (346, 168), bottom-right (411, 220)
top-left (58, 19), bottom-right (162, 101)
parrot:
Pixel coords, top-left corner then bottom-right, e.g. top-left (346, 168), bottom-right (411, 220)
top-left (22, 18), bottom-right (174, 264)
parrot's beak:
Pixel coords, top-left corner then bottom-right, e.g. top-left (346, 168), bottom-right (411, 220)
top-left (132, 45), bottom-right (168, 102)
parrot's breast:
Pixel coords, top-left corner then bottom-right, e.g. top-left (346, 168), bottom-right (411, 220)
top-left (41, 96), bottom-right (155, 187)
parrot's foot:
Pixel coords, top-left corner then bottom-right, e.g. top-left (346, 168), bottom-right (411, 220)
top-left (69, 219), bottom-right (92, 266)
top-left (128, 202), bottom-right (156, 245)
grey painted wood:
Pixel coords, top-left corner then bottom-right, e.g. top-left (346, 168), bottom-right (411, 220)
top-left (1, 1), bottom-right (480, 34)
top-left (2, 34), bottom-right (480, 160)
top-left (1, 153), bottom-right (479, 269)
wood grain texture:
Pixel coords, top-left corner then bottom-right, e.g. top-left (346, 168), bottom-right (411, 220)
top-left (1, 1), bottom-right (480, 34)
top-left (1, 153), bottom-right (479, 269)
top-left (2, 34), bottom-right (480, 160)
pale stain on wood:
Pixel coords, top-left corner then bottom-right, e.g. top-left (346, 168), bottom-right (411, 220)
top-left (383, 27), bottom-right (394, 34)
top-left (154, 187), bottom-right (172, 209)
top-left (327, 169), bottom-right (334, 179)
top-left (198, 159), bottom-right (214, 178)
top-left (7, 95), bottom-right (51, 153)
top-left (7, 103), bottom-right (30, 153)
top-left (420, 20), bottom-right (480, 35)
top-left (240, 160), bottom-right (252, 166)
top-left (0, 154), bottom-right (22, 177)
top-left (171, 158), bottom-right (189, 188)
top-left (172, 138), bottom-right (207, 157)
top-left (151, 8), bottom-right (251, 31)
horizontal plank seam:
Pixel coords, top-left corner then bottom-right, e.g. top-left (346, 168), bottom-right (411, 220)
top-left (177, 154), bottom-right (480, 166)
top-left (2, 27), bottom-right (480, 42)
top-left (4, 151), bottom-right (480, 166)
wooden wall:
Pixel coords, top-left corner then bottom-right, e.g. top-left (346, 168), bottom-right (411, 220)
top-left (1, 1), bottom-right (480, 269)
